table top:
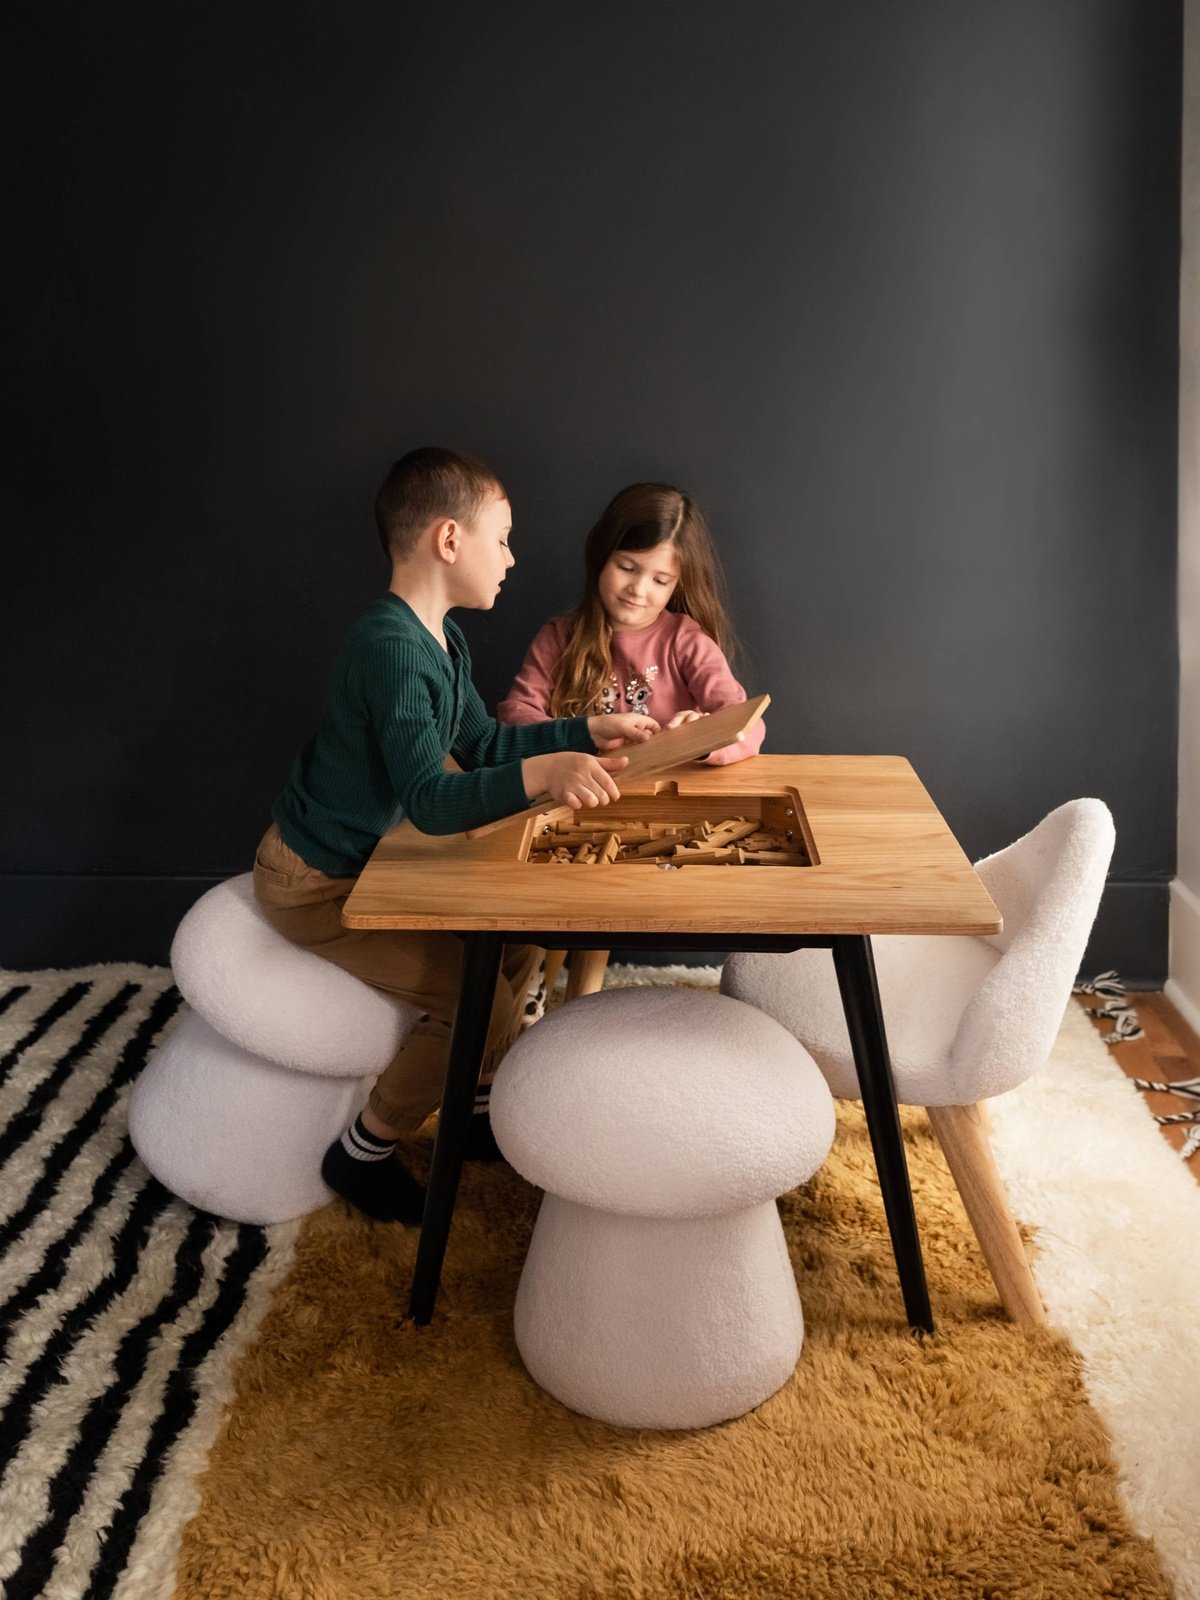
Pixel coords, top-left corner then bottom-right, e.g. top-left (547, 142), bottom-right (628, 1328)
top-left (342, 755), bottom-right (1002, 938)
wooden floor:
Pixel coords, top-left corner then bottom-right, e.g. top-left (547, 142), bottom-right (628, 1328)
top-left (1073, 991), bottom-right (1200, 1182)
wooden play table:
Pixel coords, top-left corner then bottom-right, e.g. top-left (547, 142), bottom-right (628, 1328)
top-left (344, 753), bottom-right (1001, 1331)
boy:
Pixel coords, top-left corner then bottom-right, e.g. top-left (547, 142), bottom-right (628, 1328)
top-left (253, 447), bottom-right (657, 1223)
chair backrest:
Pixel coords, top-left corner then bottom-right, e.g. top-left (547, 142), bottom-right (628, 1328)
top-left (948, 799), bottom-right (1115, 1100)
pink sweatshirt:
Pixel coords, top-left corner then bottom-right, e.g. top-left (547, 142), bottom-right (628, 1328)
top-left (497, 610), bottom-right (765, 765)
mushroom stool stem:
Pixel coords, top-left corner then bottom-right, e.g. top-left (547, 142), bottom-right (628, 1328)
top-left (516, 1196), bottom-right (806, 1430)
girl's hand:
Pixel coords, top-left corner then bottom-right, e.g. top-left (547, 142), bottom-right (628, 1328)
top-left (588, 711), bottom-right (660, 752)
top-left (522, 751), bottom-right (629, 809)
top-left (666, 708), bottom-right (719, 759)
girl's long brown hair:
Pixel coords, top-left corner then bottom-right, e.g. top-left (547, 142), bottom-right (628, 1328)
top-left (549, 483), bottom-right (738, 717)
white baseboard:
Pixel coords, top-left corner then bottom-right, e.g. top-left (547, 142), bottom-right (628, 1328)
top-left (1166, 876), bottom-right (1200, 1037)
top-left (1164, 977), bottom-right (1200, 1041)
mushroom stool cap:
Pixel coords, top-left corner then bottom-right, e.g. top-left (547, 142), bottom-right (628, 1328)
top-left (170, 874), bottom-right (419, 1077)
top-left (490, 987), bottom-right (835, 1218)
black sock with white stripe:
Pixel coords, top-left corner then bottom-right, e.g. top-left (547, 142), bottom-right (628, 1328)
top-left (321, 1115), bottom-right (426, 1223)
top-left (463, 1082), bottom-right (504, 1163)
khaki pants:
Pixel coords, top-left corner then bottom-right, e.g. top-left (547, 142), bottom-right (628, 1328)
top-left (252, 824), bottom-right (539, 1133)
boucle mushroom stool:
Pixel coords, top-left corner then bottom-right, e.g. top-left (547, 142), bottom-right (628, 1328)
top-left (489, 986), bottom-right (836, 1430)
top-left (128, 874), bottom-right (420, 1224)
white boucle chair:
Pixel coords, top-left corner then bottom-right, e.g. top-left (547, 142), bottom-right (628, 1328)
top-left (489, 986), bottom-right (836, 1430)
top-left (721, 798), bottom-right (1115, 1327)
top-left (129, 874), bottom-right (420, 1224)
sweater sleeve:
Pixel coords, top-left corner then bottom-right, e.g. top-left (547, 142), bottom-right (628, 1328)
top-left (496, 620), bottom-right (567, 725)
top-left (671, 618), bottom-right (766, 766)
top-left (359, 643), bottom-right (532, 833)
top-left (452, 677), bottom-right (594, 771)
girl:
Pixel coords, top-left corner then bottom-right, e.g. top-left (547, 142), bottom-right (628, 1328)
top-left (498, 482), bottom-right (765, 761)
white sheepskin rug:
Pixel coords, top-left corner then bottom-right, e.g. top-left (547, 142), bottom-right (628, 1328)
top-left (986, 999), bottom-right (1200, 1599)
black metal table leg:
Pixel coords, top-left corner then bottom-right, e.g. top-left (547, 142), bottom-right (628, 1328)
top-left (409, 927), bottom-right (934, 1334)
top-left (409, 931), bottom-right (504, 1325)
top-left (831, 935), bottom-right (934, 1334)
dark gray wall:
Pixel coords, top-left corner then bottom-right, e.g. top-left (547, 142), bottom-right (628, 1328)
top-left (3, 1), bottom-right (1181, 981)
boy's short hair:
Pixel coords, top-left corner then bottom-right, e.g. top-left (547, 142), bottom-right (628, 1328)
top-left (375, 446), bottom-right (506, 562)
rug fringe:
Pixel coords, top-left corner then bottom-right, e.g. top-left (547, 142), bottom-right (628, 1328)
top-left (1072, 974), bottom-right (1200, 1157)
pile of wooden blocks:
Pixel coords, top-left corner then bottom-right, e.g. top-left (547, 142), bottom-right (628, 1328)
top-left (525, 816), bottom-right (806, 869)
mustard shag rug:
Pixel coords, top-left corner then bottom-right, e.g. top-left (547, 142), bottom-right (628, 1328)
top-left (174, 987), bottom-right (1176, 1599)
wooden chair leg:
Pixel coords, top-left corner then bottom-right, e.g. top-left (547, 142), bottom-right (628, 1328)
top-left (541, 950), bottom-right (567, 999)
top-left (926, 1102), bottom-right (1047, 1328)
top-left (565, 949), bottom-right (610, 1001)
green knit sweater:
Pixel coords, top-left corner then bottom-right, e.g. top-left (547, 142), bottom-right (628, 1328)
top-left (272, 593), bottom-right (594, 875)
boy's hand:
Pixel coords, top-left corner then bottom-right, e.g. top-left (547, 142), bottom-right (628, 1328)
top-left (522, 751), bottom-right (629, 810)
top-left (588, 711), bottom-right (660, 752)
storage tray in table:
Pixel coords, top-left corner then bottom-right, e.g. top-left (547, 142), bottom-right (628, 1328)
top-left (518, 781), bottom-right (819, 870)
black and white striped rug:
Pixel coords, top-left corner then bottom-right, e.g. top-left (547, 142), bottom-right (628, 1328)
top-left (0, 965), bottom-right (297, 1600)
